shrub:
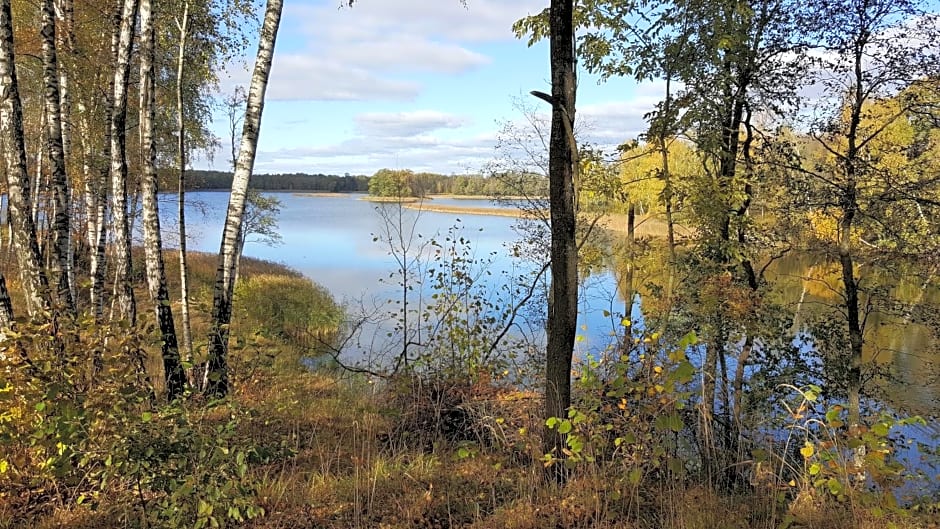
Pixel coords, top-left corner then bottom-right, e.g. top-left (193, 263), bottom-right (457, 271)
top-left (0, 318), bottom-right (264, 527)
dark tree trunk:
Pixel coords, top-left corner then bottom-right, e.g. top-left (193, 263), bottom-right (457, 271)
top-left (542, 0), bottom-right (579, 469)
top-left (40, 0), bottom-right (74, 313)
top-left (108, 0), bottom-right (139, 324)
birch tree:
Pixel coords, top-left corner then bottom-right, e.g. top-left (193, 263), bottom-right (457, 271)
top-left (0, 0), bottom-right (51, 316)
top-left (108, 0), bottom-right (139, 323)
top-left (204, 0), bottom-right (284, 396)
top-left (40, 0), bottom-right (74, 312)
top-left (140, 0), bottom-right (185, 399)
top-left (175, 1), bottom-right (195, 375)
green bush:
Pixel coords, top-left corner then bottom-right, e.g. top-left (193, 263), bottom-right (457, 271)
top-left (0, 318), bottom-right (264, 528)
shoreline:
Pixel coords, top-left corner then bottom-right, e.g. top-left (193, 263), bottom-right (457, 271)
top-left (402, 203), bottom-right (535, 218)
top-left (288, 192), bottom-right (690, 239)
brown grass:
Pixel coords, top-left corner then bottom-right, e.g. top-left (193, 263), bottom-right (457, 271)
top-left (2, 251), bottom-right (935, 529)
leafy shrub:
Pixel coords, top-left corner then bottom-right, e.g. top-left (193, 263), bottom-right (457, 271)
top-left (544, 330), bottom-right (698, 489)
top-left (0, 318), bottom-right (264, 527)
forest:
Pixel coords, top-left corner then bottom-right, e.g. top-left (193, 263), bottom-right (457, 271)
top-left (1, 0), bottom-right (939, 528)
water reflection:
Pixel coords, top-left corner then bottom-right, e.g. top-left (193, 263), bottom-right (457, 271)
top-left (167, 192), bottom-right (938, 416)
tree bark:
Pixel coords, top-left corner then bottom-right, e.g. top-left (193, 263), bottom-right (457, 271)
top-left (40, 0), bottom-right (74, 313)
top-left (204, 0), bottom-right (283, 397)
top-left (0, 0), bottom-right (51, 316)
top-left (176, 2), bottom-right (195, 377)
top-left (542, 0), bottom-right (579, 469)
top-left (108, 0), bottom-right (139, 323)
top-left (0, 273), bottom-right (12, 330)
top-left (140, 0), bottom-right (185, 399)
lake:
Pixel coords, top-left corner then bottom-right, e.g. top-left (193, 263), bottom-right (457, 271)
top-left (153, 190), bottom-right (938, 494)
top-left (158, 192), bottom-right (938, 408)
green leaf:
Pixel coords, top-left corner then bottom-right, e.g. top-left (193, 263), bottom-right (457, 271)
top-left (671, 361), bottom-right (695, 383)
top-left (557, 420), bottom-right (572, 435)
top-left (628, 467), bottom-right (642, 485)
top-left (809, 463), bottom-right (821, 476)
top-left (826, 477), bottom-right (843, 496)
top-left (872, 422), bottom-right (890, 437)
top-left (141, 411), bottom-right (153, 423)
top-left (654, 413), bottom-right (684, 432)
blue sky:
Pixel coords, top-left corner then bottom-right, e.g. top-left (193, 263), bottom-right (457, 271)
top-left (198, 0), bottom-right (662, 176)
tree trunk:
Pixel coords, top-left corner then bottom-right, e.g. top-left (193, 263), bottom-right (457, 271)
top-left (108, 0), bottom-right (139, 323)
top-left (40, 0), bottom-right (74, 313)
top-left (0, 273), bottom-right (12, 329)
top-left (56, 0), bottom-right (76, 306)
top-left (140, 0), bottom-right (185, 399)
top-left (204, 0), bottom-right (283, 397)
top-left (542, 0), bottom-right (579, 469)
top-left (0, 0), bottom-right (51, 316)
top-left (624, 201), bottom-right (635, 319)
top-left (89, 3), bottom-right (122, 320)
top-left (176, 2), bottom-right (195, 377)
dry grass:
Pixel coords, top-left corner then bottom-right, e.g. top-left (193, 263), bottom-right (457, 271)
top-left (3, 252), bottom-right (936, 529)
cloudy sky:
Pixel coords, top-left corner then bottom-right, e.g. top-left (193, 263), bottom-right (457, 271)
top-left (199, 0), bottom-right (658, 176)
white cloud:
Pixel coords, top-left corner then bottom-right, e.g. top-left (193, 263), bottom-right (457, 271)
top-left (355, 110), bottom-right (470, 136)
top-left (241, 0), bottom-right (546, 103)
top-left (268, 55), bottom-right (420, 101)
top-left (328, 35), bottom-right (490, 74)
top-left (253, 132), bottom-right (497, 175)
top-left (294, 0), bottom-right (545, 44)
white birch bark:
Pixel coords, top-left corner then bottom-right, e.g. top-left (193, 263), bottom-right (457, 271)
top-left (108, 0), bottom-right (139, 323)
top-left (175, 2), bottom-right (195, 377)
top-left (41, 0), bottom-right (74, 312)
top-left (88, 4), bottom-right (121, 320)
top-left (204, 0), bottom-right (284, 396)
top-left (140, 0), bottom-right (185, 398)
top-left (0, 0), bottom-right (51, 316)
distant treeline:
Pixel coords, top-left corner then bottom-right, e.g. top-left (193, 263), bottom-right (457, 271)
top-left (182, 170), bottom-right (371, 192)
top-left (179, 169), bottom-right (548, 197)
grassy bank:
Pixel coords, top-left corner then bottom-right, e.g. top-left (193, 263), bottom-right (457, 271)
top-left (1, 254), bottom-right (936, 529)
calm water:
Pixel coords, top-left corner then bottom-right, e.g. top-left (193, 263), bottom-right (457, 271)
top-left (161, 192), bottom-right (554, 301)
top-left (155, 191), bottom-right (937, 491)
top-left (159, 193), bottom-right (939, 412)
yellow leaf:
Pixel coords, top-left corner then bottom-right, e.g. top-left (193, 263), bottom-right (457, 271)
top-left (800, 442), bottom-right (815, 459)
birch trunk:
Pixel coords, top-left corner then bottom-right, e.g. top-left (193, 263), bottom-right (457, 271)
top-left (32, 110), bottom-right (45, 229)
top-left (40, 0), bottom-right (74, 312)
top-left (0, 0), bottom-right (51, 316)
top-left (543, 0), bottom-right (579, 470)
top-left (89, 4), bottom-right (121, 319)
top-left (140, 0), bottom-right (185, 399)
top-left (0, 273), bottom-right (12, 329)
top-left (204, 0), bottom-right (284, 396)
top-left (175, 2), bottom-right (195, 376)
top-left (108, 0), bottom-right (139, 323)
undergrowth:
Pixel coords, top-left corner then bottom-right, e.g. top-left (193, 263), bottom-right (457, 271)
top-left (1, 255), bottom-right (937, 529)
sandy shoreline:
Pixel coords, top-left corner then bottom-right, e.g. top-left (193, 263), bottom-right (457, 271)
top-left (291, 192), bottom-right (689, 238)
top-left (402, 203), bottom-right (535, 218)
